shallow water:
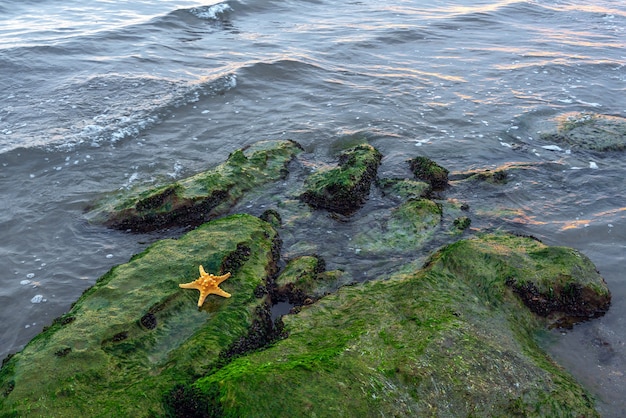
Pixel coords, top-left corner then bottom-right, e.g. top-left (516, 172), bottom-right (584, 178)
top-left (1, 0), bottom-right (625, 415)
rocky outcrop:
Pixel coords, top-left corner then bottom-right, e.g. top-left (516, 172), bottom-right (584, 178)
top-left (540, 112), bottom-right (626, 152)
top-left (409, 155), bottom-right (449, 190)
top-left (300, 144), bottom-right (383, 215)
top-left (0, 214), bottom-right (283, 416)
top-left (87, 139), bottom-right (303, 232)
top-left (187, 234), bottom-right (609, 417)
top-left (0, 140), bottom-right (613, 417)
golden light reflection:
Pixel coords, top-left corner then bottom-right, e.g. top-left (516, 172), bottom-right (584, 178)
top-left (560, 219), bottom-right (592, 231)
top-left (558, 207), bottom-right (625, 232)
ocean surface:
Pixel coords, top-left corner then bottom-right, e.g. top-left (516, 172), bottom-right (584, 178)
top-left (1, 0), bottom-right (624, 415)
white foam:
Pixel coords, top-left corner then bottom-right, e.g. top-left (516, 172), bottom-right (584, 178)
top-left (189, 3), bottom-right (232, 20)
top-left (541, 145), bottom-right (563, 151)
top-left (30, 295), bottom-right (45, 304)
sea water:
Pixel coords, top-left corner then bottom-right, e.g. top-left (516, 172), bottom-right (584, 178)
top-left (1, 0), bottom-right (625, 415)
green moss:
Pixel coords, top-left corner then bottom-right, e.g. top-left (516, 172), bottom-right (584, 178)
top-left (354, 198), bottom-right (442, 254)
top-left (89, 139), bottom-right (302, 232)
top-left (191, 233), bottom-right (605, 417)
top-left (453, 216), bottom-right (471, 231)
top-left (540, 112), bottom-right (626, 151)
top-left (274, 256), bottom-right (349, 305)
top-left (300, 143), bottom-right (383, 214)
top-left (377, 178), bottom-right (431, 200)
top-left (0, 214), bottom-right (280, 417)
top-left (409, 156), bottom-right (449, 190)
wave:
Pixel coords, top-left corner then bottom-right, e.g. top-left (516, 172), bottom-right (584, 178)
top-left (0, 72), bottom-right (238, 154)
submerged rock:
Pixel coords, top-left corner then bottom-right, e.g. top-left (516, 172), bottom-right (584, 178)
top-left (188, 234), bottom-right (609, 417)
top-left (0, 214), bottom-right (282, 416)
top-left (540, 112), bottom-right (626, 152)
top-left (273, 255), bottom-right (350, 307)
top-left (353, 197), bottom-right (443, 254)
top-left (300, 143), bottom-right (383, 215)
top-left (88, 139), bottom-right (303, 232)
top-left (377, 177), bottom-right (431, 201)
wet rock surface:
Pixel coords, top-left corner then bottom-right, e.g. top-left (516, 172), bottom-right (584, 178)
top-left (0, 140), bottom-right (613, 417)
top-left (87, 139), bottom-right (303, 232)
top-left (300, 143), bottom-right (383, 215)
top-left (540, 112), bottom-right (626, 152)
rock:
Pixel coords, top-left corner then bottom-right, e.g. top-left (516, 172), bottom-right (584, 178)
top-left (377, 177), bottom-right (431, 201)
top-left (88, 139), bottom-right (303, 232)
top-left (273, 255), bottom-right (350, 306)
top-left (0, 214), bottom-right (283, 416)
top-left (300, 144), bottom-right (383, 215)
top-left (540, 112), bottom-right (626, 152)
top-left (453, 216), bottom-right (471, 231)
top-left (409, 156), bottom-right (449, 190)
top-left (187, 233), bottom-right (608, 417)
top-left (353, 198), bottom-right (443, 254)
top-left (1, 141), bottom-right (613, 417)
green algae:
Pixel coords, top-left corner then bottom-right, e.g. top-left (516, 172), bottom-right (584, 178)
top-left (353, 198), bottom-right (443, 254)
top-left (540, 112), bottom-right (626, 152)
top-left (409, 156), bottom-right (449, 190)
top-left (377, 178), bottom-right (431, 201)
top-left (190, 233), bottom-right (606, 417)
top-left (0, 214), bottom-right (280, 417)
top-left (300, 143), bottom-right (383, 214)
top-left (274, 255), bottom-right (351, 306)
top-left (89, 139), bottom-right (303, 232)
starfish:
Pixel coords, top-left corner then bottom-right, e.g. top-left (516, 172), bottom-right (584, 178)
top-left (179, 265), bottom-right (231, 307)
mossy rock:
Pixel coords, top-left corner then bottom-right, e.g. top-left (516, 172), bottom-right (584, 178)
top-left (540, 112), bottom-right (626, 152)
top-left (450, 168), bottom-right (508, 184)
top-left (0, 214), bottom-right (281, 417)
top-left (89, 139), bottom-right (303, 232)
top-left (377, 177), bottom-right (431, 200)
top-left (274, 255), bottom-right (350, 306)
top-left (353, 198), bottom-right (443, 254)
top-left (188, 233), bottom-right (608, 417)
top-left (409, 156), bottom-right (449, 190)
top-left (300, 143), bottom-right (383, 214)
top-left (453, 216), bottom-right (471, 231)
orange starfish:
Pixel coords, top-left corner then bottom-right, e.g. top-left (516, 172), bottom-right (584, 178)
top-left (179, 265), bottom-right (231, 307)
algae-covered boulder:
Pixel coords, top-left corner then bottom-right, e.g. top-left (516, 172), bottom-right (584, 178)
top-left (89, 139), bottom-right (303, 232)
top-left (0, 214), bottom-right (282, 417)
top-left (185, 234), bottom-right (609, 417)
top-left (273, 255), bottom-right (350, 306)
top-left (540, 112), bottom-right (626, 151)
top-left (409, 155), bottom-right (449, 190)
top-left (300, 143), bottom-right (383, 214)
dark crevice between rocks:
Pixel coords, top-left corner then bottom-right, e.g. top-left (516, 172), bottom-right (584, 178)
top-left (270, 254), bottom-right (328, 314)
top-left (219, 243), bottom-right (251, 275)
top-left (162, 303), bottom-right (286, 418)
top-left (164, 382), bottom-right (221, 418)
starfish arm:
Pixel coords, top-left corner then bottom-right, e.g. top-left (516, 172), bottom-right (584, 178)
top-left (197, 291), bottom-right (209, 307)
top-left (179, 282), bottom-right (200, 289)
top-left (214, 272), bottom-right (232, 285)
top-left (199, 265), bottom-right (208, 277)
top-left (211, 288), bottom-right (232, 298)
